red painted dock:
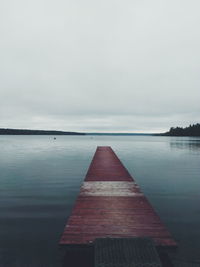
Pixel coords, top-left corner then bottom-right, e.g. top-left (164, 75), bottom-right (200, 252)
top-left (60, 146), bottom-right (176, 247)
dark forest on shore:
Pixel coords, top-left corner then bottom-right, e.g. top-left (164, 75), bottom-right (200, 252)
top-left (163, 123), bottom-right (200, 136)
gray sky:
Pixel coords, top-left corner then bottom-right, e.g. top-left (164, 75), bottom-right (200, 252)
top-left (0, 0), bottom-right (199, 132)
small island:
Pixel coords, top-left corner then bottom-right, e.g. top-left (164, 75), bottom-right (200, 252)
top-left (162, 123), bottom-right (200, 136)
top-left (0, 128), bottom-right (85, 135)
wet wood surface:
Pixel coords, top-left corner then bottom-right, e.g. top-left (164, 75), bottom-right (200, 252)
top-left (60, 146), bottom-right (176, 247)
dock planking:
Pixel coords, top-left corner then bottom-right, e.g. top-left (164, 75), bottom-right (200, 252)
top-left (60, 146), bottom-right (177, 247)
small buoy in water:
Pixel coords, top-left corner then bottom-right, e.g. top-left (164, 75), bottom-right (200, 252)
top-left (54, 137), bottom-right (56, 140)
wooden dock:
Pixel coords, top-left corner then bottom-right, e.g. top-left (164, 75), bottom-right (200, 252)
top-left (60, 146), bottom-right (176, 248)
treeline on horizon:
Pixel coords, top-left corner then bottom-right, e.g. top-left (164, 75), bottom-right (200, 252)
top-left (164, 123), bottom-right (200, 136)
top-left (0, 128), bottom-right (85, 135)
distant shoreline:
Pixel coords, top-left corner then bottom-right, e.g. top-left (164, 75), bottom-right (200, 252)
top-left (0, 128), bottom-right (157, 135)
top-left (0, 129), bottom-right (157, 135)
top-left (0, 128), bottom-right (85, 135)
top-left (86, 133), bottom-right (154, 136)
top-left (1, 125), bottom-right (200, 136)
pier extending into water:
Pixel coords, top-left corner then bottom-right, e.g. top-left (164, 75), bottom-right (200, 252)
top-left (60, 146), bottom-right (177, 266)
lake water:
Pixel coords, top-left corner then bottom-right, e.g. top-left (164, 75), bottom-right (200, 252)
top-left (0, 135), bottom-right (200, 266)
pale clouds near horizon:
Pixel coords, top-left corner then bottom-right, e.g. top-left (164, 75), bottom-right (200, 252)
top-left (0, 0), bottom-right (199, 132)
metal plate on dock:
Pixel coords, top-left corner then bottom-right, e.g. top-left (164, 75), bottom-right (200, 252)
top-left (95, 237), bottom-right (162, 267)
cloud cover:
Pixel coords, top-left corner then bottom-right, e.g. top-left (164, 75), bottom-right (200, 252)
top-left (0, 0), bottom-right (199, 132)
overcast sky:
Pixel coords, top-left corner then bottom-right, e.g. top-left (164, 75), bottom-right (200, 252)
top-left (0, 0), bottom-right (199, 132)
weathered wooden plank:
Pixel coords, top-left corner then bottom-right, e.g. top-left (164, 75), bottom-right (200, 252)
top-left (60, 146), bottom-right (177, 247)
top-left (85, 146), bottom-right (133, 181)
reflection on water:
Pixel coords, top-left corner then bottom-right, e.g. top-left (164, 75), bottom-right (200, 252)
top-left (0, 135), bottom-right (200, 266)
top-left (170, 138), bottom-right (200, 151)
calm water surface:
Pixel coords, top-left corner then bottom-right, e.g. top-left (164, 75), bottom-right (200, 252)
top-left (0, 135), bottom-right (200, 266)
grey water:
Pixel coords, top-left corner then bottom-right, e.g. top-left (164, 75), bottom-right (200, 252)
top-left (0, 135), bottom-right (200, 266)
